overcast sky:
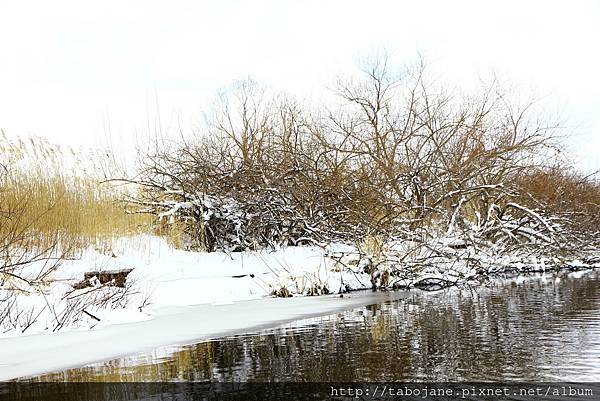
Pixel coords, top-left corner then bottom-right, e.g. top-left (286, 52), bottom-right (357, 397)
top-left (0, 0), bottom-right (598, 172)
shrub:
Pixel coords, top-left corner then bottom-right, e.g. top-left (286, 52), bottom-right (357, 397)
top-left (126, 60), bottom-right (594, 257)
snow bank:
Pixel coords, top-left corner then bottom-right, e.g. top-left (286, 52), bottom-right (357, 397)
top-left (0, 236), bottom-right (372, 337)
top-left (3, 235), bottom-right (599, 338)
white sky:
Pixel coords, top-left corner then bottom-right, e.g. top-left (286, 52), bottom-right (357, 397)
top-left (0, 0), bottom-right (599, 172)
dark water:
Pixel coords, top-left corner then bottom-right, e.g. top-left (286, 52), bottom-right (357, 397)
top-left (32, 270), bottom-right (600, 382)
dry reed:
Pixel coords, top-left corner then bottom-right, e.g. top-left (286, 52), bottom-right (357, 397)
top-left (0, 134), bottom-right (151, 253)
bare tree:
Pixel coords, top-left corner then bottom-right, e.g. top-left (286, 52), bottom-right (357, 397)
top-left (122, 58), bottom-right (599, 283)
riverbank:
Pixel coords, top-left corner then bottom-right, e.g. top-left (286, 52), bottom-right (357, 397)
top-left (28, 269), bottom-right (600, 383)
top-left (2, 269), bottom-right (599, 381)
top-left (1, 234), bottom-right (599, 380)
top-left (1, 235), bottom-right (374, 338)
top-left (4, 235), bottom-right (599, 339)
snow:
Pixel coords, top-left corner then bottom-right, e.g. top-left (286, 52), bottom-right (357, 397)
top-left (1, 236), bottom-right (372, 335)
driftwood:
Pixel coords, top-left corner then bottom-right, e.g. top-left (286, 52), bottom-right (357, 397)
top-left (73, 269), bottom-right (133, 290)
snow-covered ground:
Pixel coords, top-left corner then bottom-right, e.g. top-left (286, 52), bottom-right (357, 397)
top-left (1, 236), bottom-right (374, 336)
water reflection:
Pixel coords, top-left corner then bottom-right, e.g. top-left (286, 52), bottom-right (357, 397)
top-left (32, 270), bottom-right (600, 381)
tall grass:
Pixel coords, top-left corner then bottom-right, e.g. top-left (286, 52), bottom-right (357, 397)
top-left (0, 134), bottom-right (151, 253)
